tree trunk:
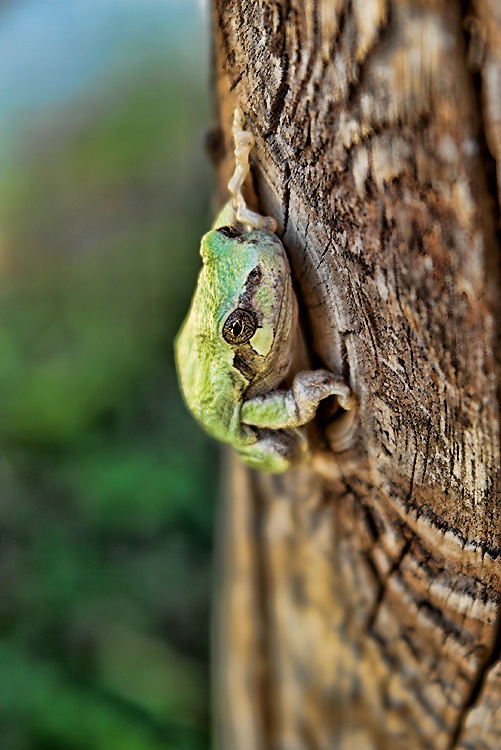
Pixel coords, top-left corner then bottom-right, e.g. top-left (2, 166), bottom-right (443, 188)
top-left (211, 2), bottom-right (501, 749)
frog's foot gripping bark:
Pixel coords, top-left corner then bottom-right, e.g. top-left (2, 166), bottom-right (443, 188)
top-left (291, 370), bottom-right (353, 420)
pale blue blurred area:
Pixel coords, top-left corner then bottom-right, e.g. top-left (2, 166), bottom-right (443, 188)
top-left (0, 2), bottom-right (216, 749)
top-left (0, 0), bottom-right (208, 163)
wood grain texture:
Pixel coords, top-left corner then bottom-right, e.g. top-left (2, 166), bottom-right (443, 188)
top-left (211, 1), bottom-right (501, 748)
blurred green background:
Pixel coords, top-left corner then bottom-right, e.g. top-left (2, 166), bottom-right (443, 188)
top-left (0, 1), bottom-right (217, 748)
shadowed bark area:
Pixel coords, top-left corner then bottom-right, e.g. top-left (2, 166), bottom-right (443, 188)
top-left (211, 2), bottom-right (501, 748)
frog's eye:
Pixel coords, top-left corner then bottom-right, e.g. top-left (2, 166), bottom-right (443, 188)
top-left (217, 226), bottom-right (242, 239)
top-left (222, 308), bottom-right (257, 344)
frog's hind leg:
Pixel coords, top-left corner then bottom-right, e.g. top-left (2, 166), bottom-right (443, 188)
top-left (228, 107), bottom-right (277, 233)
top-left (237, 428), bottom-right (308, 473)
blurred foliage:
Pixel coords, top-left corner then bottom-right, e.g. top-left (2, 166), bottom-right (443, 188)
top-left (0, 5), bottom-right (217, 750)
top-left (0, 72), bottom-right (208, 442)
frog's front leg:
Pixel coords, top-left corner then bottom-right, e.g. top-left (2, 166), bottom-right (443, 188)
top-left (241, 370), bottom-right (352, 430)
top-left (237, 371), bottom-right (351, 472)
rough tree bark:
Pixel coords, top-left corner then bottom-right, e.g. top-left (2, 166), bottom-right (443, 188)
top-left (211, 2), bottom-right (501, 749)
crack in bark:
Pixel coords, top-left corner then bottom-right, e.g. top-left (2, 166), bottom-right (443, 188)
top-left (262, 3), bottom-right (291, 138)
top-left (460, 0), bottom-right (501, 541)
top-left (280, 161), bottom-right (291, 239)
top-left (286, 0), bottom-right (321, 127)
top-left (447, 603), bottom-right (501, 750)
top-left (406, 447), bottom-right (419, 505)
top-left (230, 69), bottom-right (245, 92)
top-left (462, 0), bottom-right (501, 239)
top-left (421, 417), bottom-right (433, 484)
top-left (366, 536), bottom-right (413, 632)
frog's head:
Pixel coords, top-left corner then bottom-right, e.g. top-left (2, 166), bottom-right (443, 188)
top-left (200, 225), bottom-right (298, 390)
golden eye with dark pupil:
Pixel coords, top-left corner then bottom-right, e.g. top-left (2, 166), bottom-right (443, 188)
top-left (222, 308), bottom-right (257, 344)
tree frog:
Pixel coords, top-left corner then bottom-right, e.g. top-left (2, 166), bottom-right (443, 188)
top-left (175, 108), bottom-right (352, 472)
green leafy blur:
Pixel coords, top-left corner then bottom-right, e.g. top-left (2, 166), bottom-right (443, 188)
top-left (0, 3), bottom-right (216, 749)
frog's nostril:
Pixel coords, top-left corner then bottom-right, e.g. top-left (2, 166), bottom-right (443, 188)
top-left (217, 225), bottom-right (242, 239)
